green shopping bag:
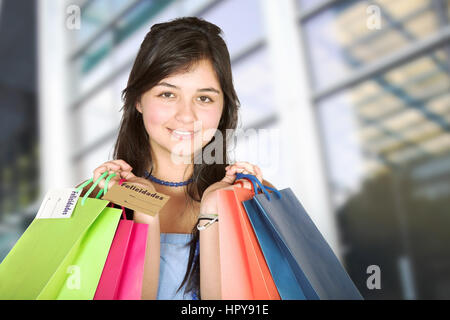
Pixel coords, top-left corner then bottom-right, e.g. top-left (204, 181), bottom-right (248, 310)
top-left (0, 172), bottom-right (122, 300)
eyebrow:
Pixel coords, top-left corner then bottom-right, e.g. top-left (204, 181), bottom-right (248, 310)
top-left (156, 81), bottom-right (221, 94)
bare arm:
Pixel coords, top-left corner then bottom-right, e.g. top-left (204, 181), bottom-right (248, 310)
top-left (128, 177), bottom-right (161, 300)
top-left (199, 162), bottom-right (270, 300)
top-left (198, 198), bottom-right (222, 299)
top-left (136, 211), bottom-right (161, 300)
top-left (81, 161), bottom-right (161, 299)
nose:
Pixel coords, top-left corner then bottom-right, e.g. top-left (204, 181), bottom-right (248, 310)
top-left (174, 98), bottom-right (196, 123)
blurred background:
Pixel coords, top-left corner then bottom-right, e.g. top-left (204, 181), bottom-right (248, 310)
top-left (0, 0), bottom-right (449, 299)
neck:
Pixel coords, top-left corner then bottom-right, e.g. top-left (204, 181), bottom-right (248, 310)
top-left (148, 146), bottom-right (194, 191)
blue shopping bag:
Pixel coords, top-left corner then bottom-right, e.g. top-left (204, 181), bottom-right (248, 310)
top-left (237, 173), bottom-right (363, 300)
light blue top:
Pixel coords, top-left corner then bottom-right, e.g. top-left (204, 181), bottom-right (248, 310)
top-left (156, 233), bottom-right (199, 300)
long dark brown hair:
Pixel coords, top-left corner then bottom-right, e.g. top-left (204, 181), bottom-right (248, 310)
top-left (113, 17), bottom-right (240, 299)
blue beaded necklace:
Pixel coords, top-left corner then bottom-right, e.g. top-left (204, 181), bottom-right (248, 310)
top-left (144, 169), bottom-right (193, 187)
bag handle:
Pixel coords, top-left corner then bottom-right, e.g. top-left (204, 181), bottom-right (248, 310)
top-left (76, 171), bottom-right (110, 206)
top-left (94, 173), bottom-right (117, 199)
top-left (118, 179), bottom-right (127, 220)
top-left (235, 173), bottom-right (282, 201)
top-left (106, 178), bottom-right (128, 220)
top-left (104, 179), bottom-right (127, 220)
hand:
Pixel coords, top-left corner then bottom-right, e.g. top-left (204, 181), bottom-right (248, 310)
top-left (93, 159), bottom-right (136, 190)
top-left (93, 161), bottom-right (158, 225)
top-left (224, 161), bottom-right (263, 189)
top-left (200, 161), bottom-right (263, 214)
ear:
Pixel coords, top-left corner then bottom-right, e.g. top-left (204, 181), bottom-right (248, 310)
top-left (136, 101), bottom-right (143, 114)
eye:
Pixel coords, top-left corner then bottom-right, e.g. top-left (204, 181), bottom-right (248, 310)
top-left (198, 96), bottom-right (213, 103)
top-left (159, 92), bottom-right (175, 99)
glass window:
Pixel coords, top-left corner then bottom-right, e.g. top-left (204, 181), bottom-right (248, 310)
top-left (232, 48), bottom-right (277, 128)
top-left (75, 136), bottom-right (117, 180)
top-left (179, 0), bottom-right (213, 13)
top-left (201, 0), bottom-right (266, 57)
top-left (74, 86), bottom-right (120, 151)
top-left (74, 0), bottom-right (175, 76)
top-left (301, 0), bottom-right (443, 92)
top-left (77, 0), bottom-right (136, 45)
top-left (316, 46), bottom-right (450, 299)
top-left (297, 0), bottom-right (327, 12)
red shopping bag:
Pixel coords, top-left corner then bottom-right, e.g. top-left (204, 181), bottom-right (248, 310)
top-left (217, 184), bottom-right (280, 300)
top-left (94, 180), bottom-right (149, 300)
top-left (233, 185), bottom-right (280, 300)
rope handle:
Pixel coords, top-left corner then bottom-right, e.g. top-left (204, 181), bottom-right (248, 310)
top-left (77, 172), bottom-right (111, 206)
top-left (95, 172), bottom-right (117, 199)
top-left (234, 173), bottom-right (282, 201)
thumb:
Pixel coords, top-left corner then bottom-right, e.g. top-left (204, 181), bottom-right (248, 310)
top-left (221, 168), bottom-right (237, 185)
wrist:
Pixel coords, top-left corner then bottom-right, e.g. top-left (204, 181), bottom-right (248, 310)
top-left (197, 213), bottom-right (219, 231)
top-left (133, 210), bottom-right (159, 225)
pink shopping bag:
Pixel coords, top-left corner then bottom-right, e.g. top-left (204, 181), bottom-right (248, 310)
top-left (94, 180), bottom-right (149, 300)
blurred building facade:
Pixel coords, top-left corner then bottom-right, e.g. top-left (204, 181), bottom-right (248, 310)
top-left (0, 0), bottom-right (449, 299)
top-left (0, 0), bottom-right (39, 261)
top-left (298, 0), bottom-right (450, 299)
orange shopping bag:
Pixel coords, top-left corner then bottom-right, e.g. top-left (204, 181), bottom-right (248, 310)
top-left (217, 185), bottom-right (280, 300)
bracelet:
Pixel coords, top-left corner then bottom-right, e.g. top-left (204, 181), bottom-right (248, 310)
top-left (198, 213), bottom-right (218, 220)
top-left (197, 214), bottom-right (219, 231)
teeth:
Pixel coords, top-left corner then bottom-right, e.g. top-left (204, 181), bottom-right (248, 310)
top-left (173, 130), bottom-right (193, 135)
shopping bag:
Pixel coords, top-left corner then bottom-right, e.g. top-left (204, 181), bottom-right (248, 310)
top-left (217, 184), bottom-right (280, 300)
top-left (237, 173), bottom-right (363, 300)
top-left (94, 179), bottom-right (149, 300)
top-left (0, 173), bottom-right (121, 300)
top-left (217, 188), bottom-right (253, 299)
top-left (243, 193), bottom-right (308, 299)
top-left (234, 177), bottom-right (306, 299)
top-left (232, 185), bottom-right (280, 300)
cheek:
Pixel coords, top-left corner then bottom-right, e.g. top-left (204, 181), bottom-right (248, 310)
top-left (142, 103), bottom-right (172, 133)
top-left (199, 108), bottom-right (223, 141)
top-left (202, 103), bottom-right (223, 127)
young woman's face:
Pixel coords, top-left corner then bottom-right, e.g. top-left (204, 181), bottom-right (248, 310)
top-left (137, 59), bottom-right (224, 160)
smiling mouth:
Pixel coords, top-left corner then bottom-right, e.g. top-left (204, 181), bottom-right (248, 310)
top-left (167, 128), bottom-right (199, 140)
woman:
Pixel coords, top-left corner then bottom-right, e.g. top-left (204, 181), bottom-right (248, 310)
top-left (82, 16), bottom-right (273, 300)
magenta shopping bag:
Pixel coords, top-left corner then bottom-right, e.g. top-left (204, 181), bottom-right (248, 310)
top-left (94, 180), bottom-right (149, 300)
top-left (94, 219), bottom-right (148, 300)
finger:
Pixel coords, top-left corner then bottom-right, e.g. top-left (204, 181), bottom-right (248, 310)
top-left (106, 175), bottom-right (122, 190)
top-left (100, 171), bottom-right (120, 190)
top-left (93, 164), bottom-right (121, 190)
top-left (223, 167), bottom-right (252, 189)
top-left (94, 164), bottom-right (119, 181)
top-left (110, 159), bottom-right (133, 172)
top-left (226, 166), bottom-right (245, 176)
top-left (221, 167), bottom-right (238, 184)
top-left (98, 162), bottom-right (121, 172)
top-left (227, 163), bottom-right (256, 177)
top-left (93, 165), bottom-right (108, 178)
top-left (228, 163), bottom-right (263, 190)
top-left (231, 161), bottom-right (257, 174)
top-left (120, 170), bottom-right (136, 180)
top-left (93, 166), bottom-right (109, 190)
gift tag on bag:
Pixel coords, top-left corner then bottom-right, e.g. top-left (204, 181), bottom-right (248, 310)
top-left (35, 188), bottom-right (81, 219)
top-left (102, 182), bottom-right (170, 216)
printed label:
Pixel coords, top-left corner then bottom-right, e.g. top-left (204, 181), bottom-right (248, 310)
top-left (102, 182), bottom-right (170, 216)
top-left (36, 188), bottom-right (81, 219)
